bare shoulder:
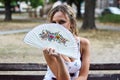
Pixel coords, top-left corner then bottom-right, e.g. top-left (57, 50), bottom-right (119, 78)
top-left (79, 37), bottom-right (90, 46)
top-left (78, 37), bottom-right (90, 55)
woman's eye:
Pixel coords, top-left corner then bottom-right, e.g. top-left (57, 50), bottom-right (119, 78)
top-left (51, 21), bottom-right (56, 23)
top-left (59, 20), bottom-right (66, 24)
top-left (51, 20), bottom-right (66, 24)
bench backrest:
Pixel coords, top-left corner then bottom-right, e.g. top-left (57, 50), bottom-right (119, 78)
top-left (0, 63), bottom-right (120, 80)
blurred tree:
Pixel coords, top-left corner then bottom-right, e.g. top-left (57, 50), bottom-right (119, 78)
top-left (0, 0), bottom-right (27, 21)
top-left (29, 0), bottom-right (44, 8)
top-left (66, 0), bottom-right (84, 19)
top-left (0, 0), bottom-right (13, 21)
top-left (49, 0), bottom-right (56, 3)
top-left (29, 0), bottom-right (44, 18)
top-left (0, 0), bottom-right (44, 21)
top-left (39, 0), bottom-right (56, 18)
top-left (81, 0), bottom-right (96, 29)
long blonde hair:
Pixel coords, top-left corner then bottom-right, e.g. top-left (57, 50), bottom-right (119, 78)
top-left (47, 4), bottom-right (78, 36)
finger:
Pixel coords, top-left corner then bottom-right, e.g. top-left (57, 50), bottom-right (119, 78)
top-left (50, 48), bottom-right (58, 56)
top-left (43, 47), bottom-right (50, 54)
top-left (49, 48), bottom-right (53, 55)
top-left (43, 48), bottom-right (47, 53)
top-left (52, 48), bottom-right (55, 53)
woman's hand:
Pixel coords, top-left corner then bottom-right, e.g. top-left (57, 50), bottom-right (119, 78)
top-left (43, 48), bottom-right (60, 57)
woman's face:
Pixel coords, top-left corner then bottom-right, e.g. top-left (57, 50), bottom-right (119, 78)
top-left (51, 11), bottom-right (71, 30)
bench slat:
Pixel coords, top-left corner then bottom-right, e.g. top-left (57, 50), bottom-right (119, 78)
top-left (0, 63), bottom-right (120, 71)
top-left (0, 63), bottom-right (47, 71)
top-left (0, 63), bottom-right (120, 80)
top-left (0, 74), bottom-right (119, 80)
top-left (90, 63), bottom-right (120, 70)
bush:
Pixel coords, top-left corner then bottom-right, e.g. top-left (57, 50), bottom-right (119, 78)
top-left (98, 14), bottom-right (120, 23)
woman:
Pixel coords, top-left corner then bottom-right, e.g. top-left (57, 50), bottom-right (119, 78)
top-left (43, 4), bottom-right (90, 80)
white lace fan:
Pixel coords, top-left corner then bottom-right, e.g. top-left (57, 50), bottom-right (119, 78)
top-left (24, 23), bottom-right (79, 59)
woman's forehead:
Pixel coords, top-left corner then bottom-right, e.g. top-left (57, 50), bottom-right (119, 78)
top-left (52, 11), bottom-right (69, 20)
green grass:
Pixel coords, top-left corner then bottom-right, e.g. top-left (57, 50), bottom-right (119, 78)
top-left (98, 14), bottom-right (120, 23)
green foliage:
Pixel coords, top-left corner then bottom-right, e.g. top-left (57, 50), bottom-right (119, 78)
top-left (29, 0), bottom-right (44, 8)
top-left (0, 0), bottom-right (44, 8)
top-left (0, 0), bottom-right (27, 2)
top-left (0, 0), bottom-right (4, 2)
top-left (0, 2), bottom-right (4, 7)
top-left (0, 6), bottom-right (4, 8)
top-left (10, 1), bottom-right (17, 6)
top-left (99, 14), bottom-right (120, 23)
top-left (49, 0), bottom-right (56, 3)
top-left (0, 0), bottom-right (28, 6)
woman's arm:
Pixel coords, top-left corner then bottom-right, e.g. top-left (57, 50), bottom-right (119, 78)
top-left (76, 38), bottom-right (90, 80)
top-left (43, 48), bottom-right (70, 80)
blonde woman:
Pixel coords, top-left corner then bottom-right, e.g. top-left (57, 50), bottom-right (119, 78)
top-left (43, 4), bottom-right (90, 80)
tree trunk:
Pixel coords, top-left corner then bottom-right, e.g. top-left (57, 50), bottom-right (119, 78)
top-left (4, 0), bottom-right (12, 21)
top-left (33, 9), bottom-right (37, 18)
top-left (74, 0), bottom-right (81, 19)
top-left (66, 0), bottom-right (83, 19)
top-left (66, 0), bottom-right (72, 5)
top-left (81, 0), bottom-right (96, 29)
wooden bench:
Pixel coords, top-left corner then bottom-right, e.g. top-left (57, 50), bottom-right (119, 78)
top-left (0, 63), bottom-right (120, 80)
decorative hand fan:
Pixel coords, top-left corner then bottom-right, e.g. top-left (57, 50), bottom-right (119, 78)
top-left (24, 23), bottom-right (79, 59)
